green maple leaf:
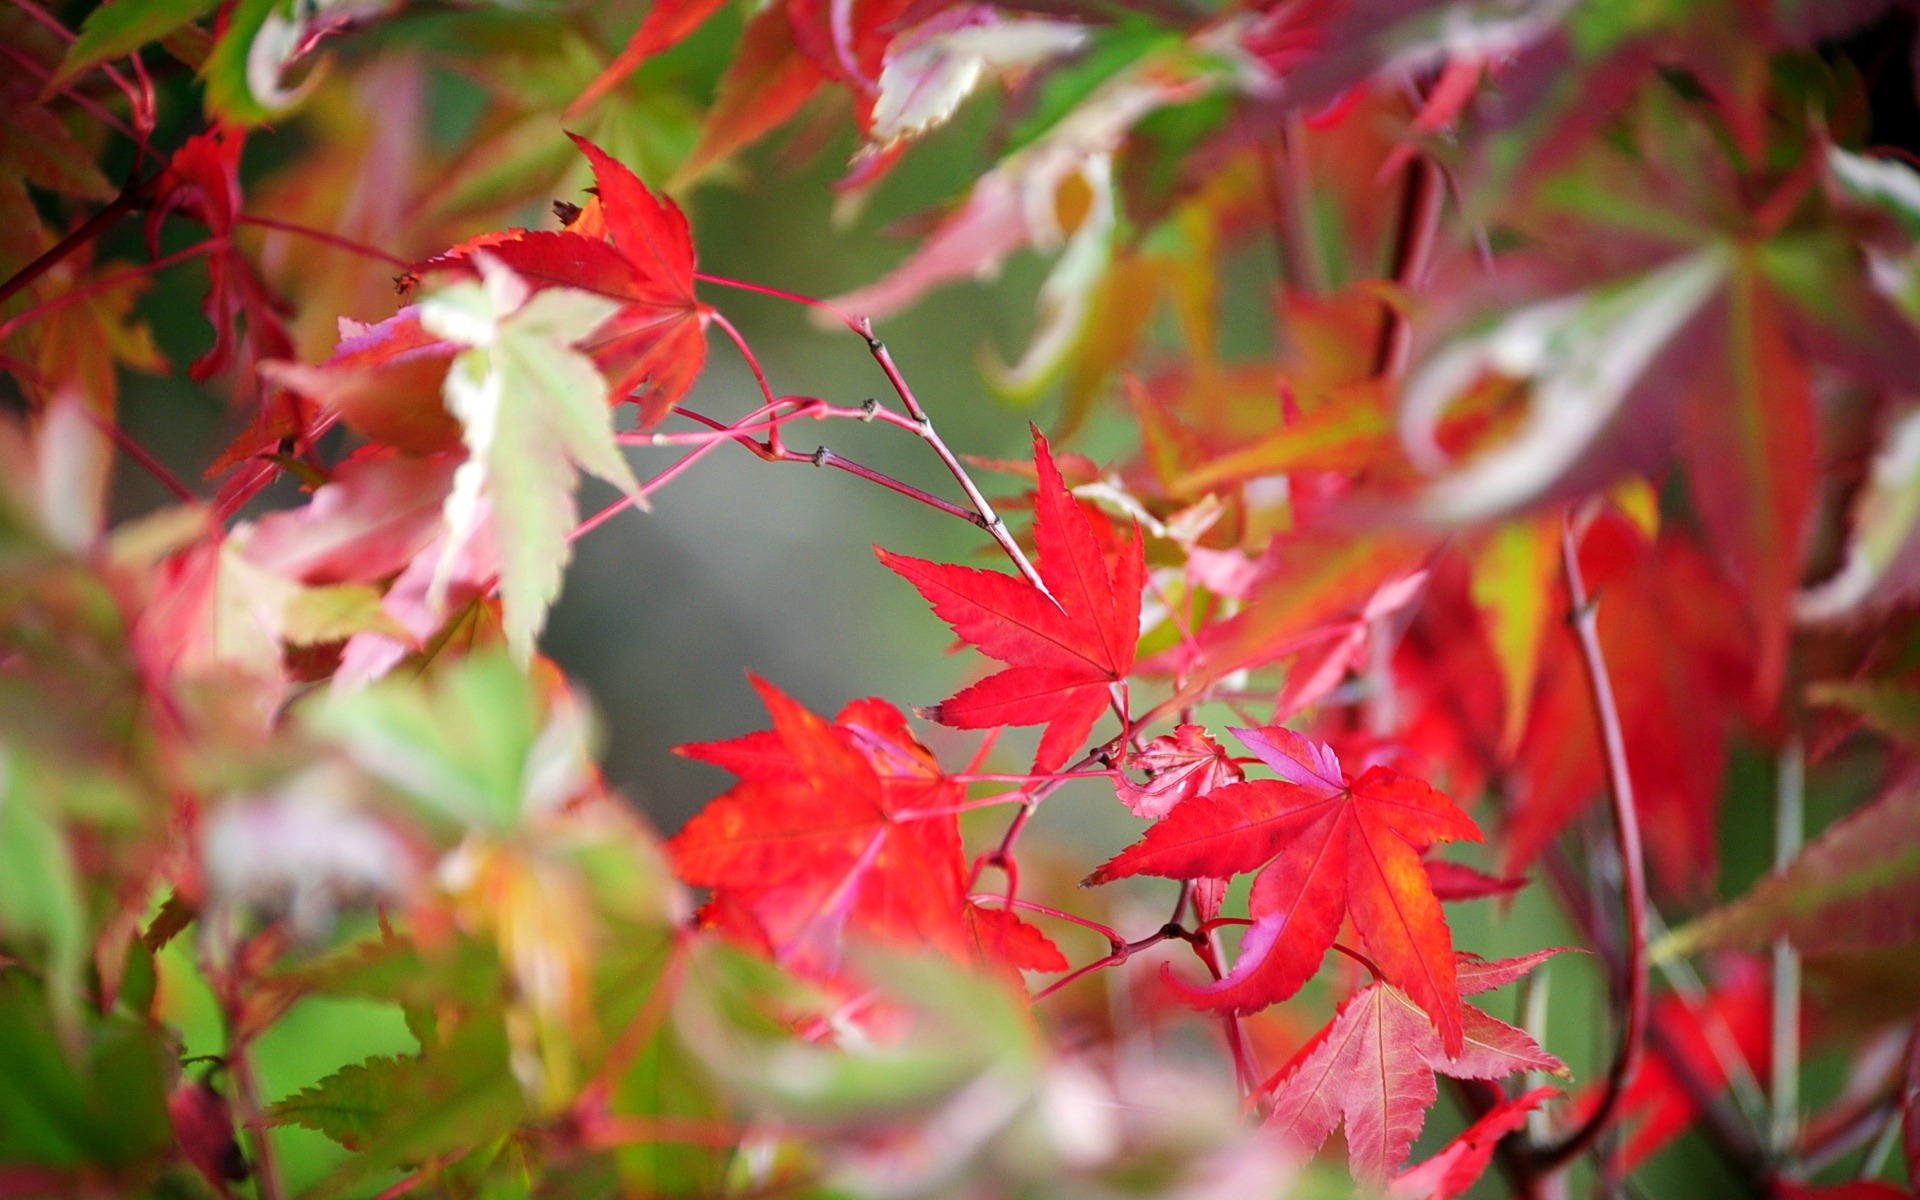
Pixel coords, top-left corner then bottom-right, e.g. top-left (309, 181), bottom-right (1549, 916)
top-left (420, 255), bottom-right (645, 663)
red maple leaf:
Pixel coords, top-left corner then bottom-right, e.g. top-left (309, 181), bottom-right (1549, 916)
top-left (145, 124), bottom-right (294, 385)
top-left (1388, 1086), bottom-right (1556, 1200)
top-left (668, 677), bottom-right (974, 969)
top-left (1263, 953), bottom-right (1566, 1183)
top-left (879, 428), bottom-right (1143, 773)
top-left (1114, 723), bottom-right (1243, 819)
top-left (416, 135), bottom-right (709, 427)
top-left (1086, 725), bottom-right (1481, 1052)
top-left (962, 902), bottom-right (1069, 977)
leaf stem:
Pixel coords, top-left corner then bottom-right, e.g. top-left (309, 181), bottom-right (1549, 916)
top-left (0, 237), bottom-right (214, 342)
top-left (893, 791), bottom-right (1032, 819)
top-left (235, 214), bottom-right (411, 269)
top-left (706, 309), bottom-right (781, 450)
top-left (1528, 515), bottom-right (1651, 1172)
top-left (1189, 924), bottom-right (1263, 1099)
top-left (968, 894), bottom-right (1121, 946)
top-left (79, 404), bottom-right (196, 502)
top-left (1372, 153), bottom-right (1443, 379)
top-left (948, 769), bottom-right (1117, 784)
top-left (694, 271), bottom-right (863, 329)
top-left (0, 175), bottom-right (161, 314)
top-left (1030, 924), bottom-right (1180, 1003)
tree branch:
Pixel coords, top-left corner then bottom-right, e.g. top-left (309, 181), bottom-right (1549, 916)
top-left (1528, 514), bottom-right (1651, 1172)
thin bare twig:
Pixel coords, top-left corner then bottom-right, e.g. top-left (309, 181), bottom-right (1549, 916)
top-left (856, 318), bottom-right (1050, 595)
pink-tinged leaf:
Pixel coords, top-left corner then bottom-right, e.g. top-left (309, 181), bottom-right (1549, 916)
top-left (1455, 949), bottom-right (1575, 996)
top-left (238, 453), bottom-right (458, 585)
top-left (829, 169), bottom-right (1029, 320)
top-left (1389, 1087), bottom-right (1554, 1200)
top-left (1271, 623), bottom-right (1365, 721)
top-left (263, 311), bottom-right (462, 455)
top-left (1158, 531), bottom-right (1436, 707)
top-left (1228, 725), bottom-right (1342, 792)
top-left (1679, 262), bottom-right (1815, 708)
top-left (1661, 776), bottom-right (1920, 958)
top-left (1264, 982), bottom-right (1566, 1183)
top-left (1114, 724), bottom-right (1243, 819)
top-left (674, 7), bottom-right (827, 185)
top-left (1425, 860), bottom-right (1527, 902)
top-left (169, 1076), bottom-right (249, 1195)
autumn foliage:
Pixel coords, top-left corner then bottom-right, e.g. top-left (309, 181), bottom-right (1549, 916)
top-left (12, 1), bottom-right (1920, 1198)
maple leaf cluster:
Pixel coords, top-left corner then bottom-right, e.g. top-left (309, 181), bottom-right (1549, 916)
top-left (13, 1), bottom-right (1920, 1198)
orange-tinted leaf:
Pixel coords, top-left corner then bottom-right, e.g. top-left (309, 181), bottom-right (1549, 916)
top-left (264, 312), bottom-right (462, 454)
top-left (673, 7), bottom-right (827, 186)
top-left (1506, 533), bottom-right (1751, 895)
top-left (668, 677), bottom-right (970, 969)
top-left (1467, 515), bottom-right (1560, 754)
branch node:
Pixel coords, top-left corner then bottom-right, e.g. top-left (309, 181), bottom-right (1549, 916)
top-left (811, 446), bottom-right (829, 467)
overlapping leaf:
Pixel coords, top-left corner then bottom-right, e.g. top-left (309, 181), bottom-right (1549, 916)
top-left (1088, 725), bottom-right (1481, 1051)
top-left (1113, 723), bottom-right (1242, 819)
top-left (1263, 954), bottom-right (1565, 1182)
top-left (880, 428), bottom-right (1142, 772)
top-left (418, 256), bottom-right (643, 661)
top-left (669, 679), bottom-right (982, 970)
top-left (420, 135), bottom-right (708, 427)
top-left (1661, 776), bottom-right (1920, 958)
